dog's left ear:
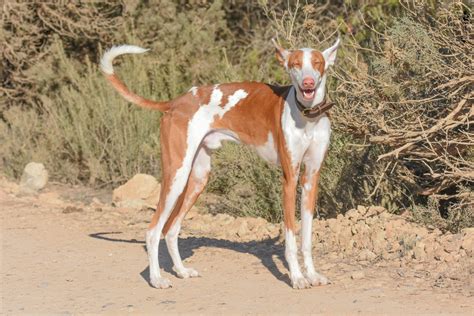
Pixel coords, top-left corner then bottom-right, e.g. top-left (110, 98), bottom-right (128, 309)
top-left (271, 38), bottom-right (290, 67)
top-left (322, 37), bottom-right (340, 70)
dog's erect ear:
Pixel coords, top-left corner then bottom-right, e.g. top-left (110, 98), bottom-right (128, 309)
top-left (271, 38), bottom-right (290, 66)
top-left (322, 37), bottom-right (340, 69)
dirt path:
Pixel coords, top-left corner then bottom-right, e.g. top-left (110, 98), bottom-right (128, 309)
top-left (1, 181), bottom-right (472, 314)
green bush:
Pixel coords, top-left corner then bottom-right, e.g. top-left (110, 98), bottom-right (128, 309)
top-left (1, 0), bottom-right (235, 185)
top-left (206, 143), bottom-right (283, 222)
top-left (1, 40), bottom-right (163, 184)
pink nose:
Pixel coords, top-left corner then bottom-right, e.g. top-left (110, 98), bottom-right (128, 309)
top-left (302, 77), bottom-right (315, 88)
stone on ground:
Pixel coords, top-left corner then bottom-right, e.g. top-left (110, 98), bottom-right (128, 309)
top-left (112, 174), bottom-right (160, 209)
top-left (19, 162), bottom-right (48, 194)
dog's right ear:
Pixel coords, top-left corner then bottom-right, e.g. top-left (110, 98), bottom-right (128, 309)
top-left (271, 38), bottom-right (290, 67)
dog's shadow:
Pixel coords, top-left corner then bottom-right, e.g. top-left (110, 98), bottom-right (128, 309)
top-left (89, 232), bottom-right (291, 286)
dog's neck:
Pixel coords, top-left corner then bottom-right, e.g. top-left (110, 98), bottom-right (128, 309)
top-left (291, 86), bottom-right (333, 119)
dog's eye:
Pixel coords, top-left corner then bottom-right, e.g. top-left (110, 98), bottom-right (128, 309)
top-left (291, 62), bottom-right (300, 68)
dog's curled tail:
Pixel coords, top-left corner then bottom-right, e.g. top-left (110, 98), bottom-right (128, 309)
top-left (100, 45), bottom-right (170, 111)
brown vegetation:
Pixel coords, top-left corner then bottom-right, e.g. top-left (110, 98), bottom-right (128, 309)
top-left (332, 3), bottom-right (473, 230)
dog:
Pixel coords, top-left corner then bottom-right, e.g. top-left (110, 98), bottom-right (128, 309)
top-left (100, 37), bottom-right (340, 289)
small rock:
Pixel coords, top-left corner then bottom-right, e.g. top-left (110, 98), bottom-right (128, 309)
top-left (19, 162), bottom-right (48, 193)
top-left (214, 213), bottom-right (234, 225)
top-left (358, 249), bottom-right (377, 261)
top-left (228, 218), bottom-right (249, 238)
top-left (186, 206), bottom-right (200, 219)
top-left (443, 253), bottom-right (455, 263)
top-left (63, 206), bottom-right (83, 214)
top-left (365, 216), bottom-right (378, 226)
top-left (246, 217), bottom-right (267, 231)
top-left (327, 218), bottom-right (340, 234)
top-left (378, 212), bottom-right (392, 220)
top-left (113, 174), bottom-right (160, 209)
top-left (356, 205), bottom-right (367, 215)
top-left (198, 221), bottom-right (212, 233)
top-left (461, 227), bottom-right (474, 234)
top-left (328, 252), bottom-right (339, 260)
top-left (346, 209), bottom-right (359, 222)
top-left (461, 230), bottom-right (474, 257)
top-left (343, 239), bottom-right (357, 252)
top-left (357, 205), bottom-right (368, 216)
top-left (413, 242), bottom-right (426, 261)
top-left (432, 228), bottom-right (442, 236)
top-left (351, 271), bottom-right (365, 280)
top-left (382, 250), bottom-right (398, 260)
top-left (434, 248), bottom-right (447, 261)
top-left (372, 231), bottom-right (387, 254)
top-left (461, 243), bottom-right (473, 258)
top-left (144, 185), bottom-right (161, 208)
top-left (237, 221), bottom-right (249, 237)
top-left (365, 206), bottom-right (385, 218)
top-left (338, 229), bottom-right (352, 248)
top-left (351, 225), bottom-right (357, 235)
top-left (388, 240), bottom-right (401, 253)
top-left (443, 241), bottom-right (461, 254)
top-left (413, 226), bottom-right (429, 238)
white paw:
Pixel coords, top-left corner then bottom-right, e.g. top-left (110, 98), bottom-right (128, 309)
top-left (176, 267), bottom-right (200, 279)
top-left (150, 276), bottom-right (173, 289)
top-left (291, 275), bottom-right (311, 289)
top-left (305, 272), bottom-right (330, 286)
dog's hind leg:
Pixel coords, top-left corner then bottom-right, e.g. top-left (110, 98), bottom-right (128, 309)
top-left (146, 117), bottom-right (206, 289)
top-left (163, 146), bottom-right (211, 279)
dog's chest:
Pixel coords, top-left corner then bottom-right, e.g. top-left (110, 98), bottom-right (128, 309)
top-left (281, 100), bottom-right (331, 169)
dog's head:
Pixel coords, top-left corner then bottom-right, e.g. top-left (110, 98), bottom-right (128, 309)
top-left (272, 38), bottom-right (340, 108)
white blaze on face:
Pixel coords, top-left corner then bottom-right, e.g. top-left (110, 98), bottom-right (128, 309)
top-left (301, 49), bottom-right (321, 86)
top-left (289, 48), bottom-right (322, 106)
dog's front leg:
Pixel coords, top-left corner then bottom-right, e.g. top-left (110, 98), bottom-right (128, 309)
top-left (282, 168), bottom-right (310, 289)
top-left (300, 170), bottom-right (329, 286)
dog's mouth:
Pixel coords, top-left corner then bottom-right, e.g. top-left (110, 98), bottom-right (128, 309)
top-left (299, 87), bottom-right (316, 101)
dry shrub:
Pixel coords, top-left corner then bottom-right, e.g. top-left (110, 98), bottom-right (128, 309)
top-left (332, 1), bottom-right (473, 229)
top-left (1, 40), bottom-right (162, 184)
top-left (411, 195), bottom-right (474, 233)
top-left (1, 2), bottom-right (124, 109)
top-left (1, 1), bottom-right (235, 185)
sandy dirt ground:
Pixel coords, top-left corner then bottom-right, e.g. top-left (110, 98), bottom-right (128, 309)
top-left (1, 180), bottom-right (473, 315)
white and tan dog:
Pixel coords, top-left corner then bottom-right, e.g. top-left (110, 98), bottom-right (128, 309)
top-left (100, 38), bottom-right (340, 289)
